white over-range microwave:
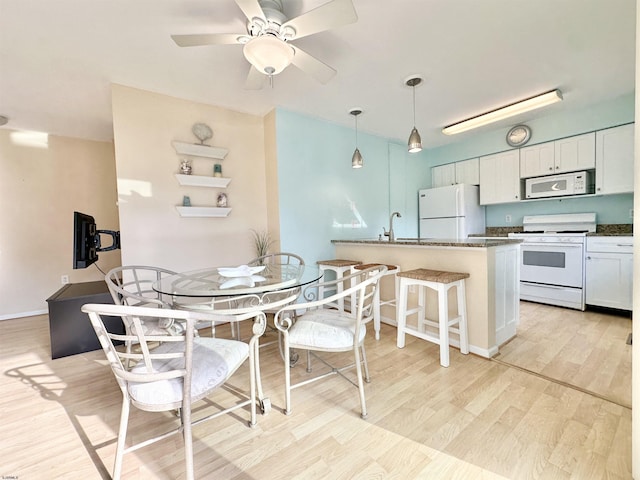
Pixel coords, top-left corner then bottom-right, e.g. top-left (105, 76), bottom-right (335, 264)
top-left (525, 171), bottom-right (594, 199)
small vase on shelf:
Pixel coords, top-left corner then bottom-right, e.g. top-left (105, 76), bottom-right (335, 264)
top-left (180, 159), bottom-right (192, 175)
top-left (213, 163), bottom-right (222, 178)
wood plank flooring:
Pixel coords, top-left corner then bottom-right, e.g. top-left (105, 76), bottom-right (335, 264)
top-left (0, 307), bottom-right (632, 479)
top-left (496, 301), bottom-right (632, 409)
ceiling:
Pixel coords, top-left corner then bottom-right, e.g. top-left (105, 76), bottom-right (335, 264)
top-left (0, 0), bottom-right (636, 148)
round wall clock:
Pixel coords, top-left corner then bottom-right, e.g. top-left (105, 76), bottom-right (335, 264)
top-left (506, 124), bottom-right (531, 147)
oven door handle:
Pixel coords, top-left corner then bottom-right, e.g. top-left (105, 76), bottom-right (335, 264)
top-left (521, 282), bottom-right (575, 290)
top-left (521, 243), bottom-right (583, 248)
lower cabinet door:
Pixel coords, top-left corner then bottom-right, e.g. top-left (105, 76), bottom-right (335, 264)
top-left (585, 253), bottom-right (633, 310)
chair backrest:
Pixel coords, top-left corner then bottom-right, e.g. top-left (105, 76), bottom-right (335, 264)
top-left (105, 265), bottom-right (177, 308)
top-left (248, 252), bottom-right (305, 267)
top-left (275, 265), bottom-right (386, 332)
top-left (81, 303), bottom-right (265, 409)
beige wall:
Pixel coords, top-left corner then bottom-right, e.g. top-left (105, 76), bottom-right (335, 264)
top-left (111, 85), bottom-right (270, 271)
top-left (0, 130), bottom-right (120, 318)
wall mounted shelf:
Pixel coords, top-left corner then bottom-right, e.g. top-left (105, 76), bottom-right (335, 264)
top-left (175, 174), bottom-right (231, 188)
top-left (172, 141), bottom-right (228, 160)
top-left (175, 206), bottom-right (231, 218)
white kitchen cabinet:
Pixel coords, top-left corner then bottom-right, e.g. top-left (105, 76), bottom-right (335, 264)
top-left (585, 236), bottom-right (633, 310)
top-left (432, 163), bottom-right (456, 188)
top-left (455, 158), bottom-right (480, 185)
top-left (479, 150), bottom-right (520, 205)
top-left (595, 123), bottom-right (634, 195)
top-left (520, 141), bottom-right (555, 178)
top-left (554, 132), bottom-right (595, 173)
top-left (493, 243), bottom-right (520, 345)
top-left (519, 132), bottom-right (595, 178)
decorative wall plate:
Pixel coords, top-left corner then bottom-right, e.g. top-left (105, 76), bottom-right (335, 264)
top-left (192, 123), bottom-right (213, 144)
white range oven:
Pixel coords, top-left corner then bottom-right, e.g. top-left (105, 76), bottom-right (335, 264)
top-left (508, 213), bottom-right (597, 311)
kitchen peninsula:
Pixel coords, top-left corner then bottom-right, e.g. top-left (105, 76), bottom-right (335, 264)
top-left (332, 237), bottom-right (521, 358)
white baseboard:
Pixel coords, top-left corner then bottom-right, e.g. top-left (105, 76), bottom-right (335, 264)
top-left (0, 309), bottom-right (48, 321)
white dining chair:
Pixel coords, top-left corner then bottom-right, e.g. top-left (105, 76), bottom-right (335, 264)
top-left (274, 265), bottom-right (387, 419)
top-left (81, 302), bottom-right (267, 480)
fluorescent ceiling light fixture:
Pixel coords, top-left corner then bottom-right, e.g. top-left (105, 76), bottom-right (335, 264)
top-left (442, 89), bottom-right (563, 135)
top-left (243, 35), bottom-right (294, 76)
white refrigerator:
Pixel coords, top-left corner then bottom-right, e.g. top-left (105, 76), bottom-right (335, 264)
top-left (419, 184), bottom-right (486, 239)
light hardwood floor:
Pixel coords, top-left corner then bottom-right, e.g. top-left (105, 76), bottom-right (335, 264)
top-left (496, 301), bottom-right (632, 409)
top-left (0, 308), bottom-right (632, 479)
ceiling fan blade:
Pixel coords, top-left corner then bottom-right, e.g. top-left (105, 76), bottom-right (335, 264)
top-left (234, 0), bottom-right (266, 22)
top-left (245, 66), bottom-right (266, 90)
top-left (290, 45), bottom-right (336, 84)
top-left (282, 0), bottom-right (357, 40)
top-left (171, 33), bottom-right (244, 47)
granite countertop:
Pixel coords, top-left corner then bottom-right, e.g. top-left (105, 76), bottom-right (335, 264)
top-left (472, 224), bottom-right (633, 237)
top-left (331, 238), bottom-right (521, 248)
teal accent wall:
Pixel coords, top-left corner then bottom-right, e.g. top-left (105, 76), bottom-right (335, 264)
top-left (275, 110), bottom-right (409, 263)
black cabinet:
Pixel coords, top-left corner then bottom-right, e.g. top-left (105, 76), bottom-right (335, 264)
top-left (46, 281), bottom-right (123, 359)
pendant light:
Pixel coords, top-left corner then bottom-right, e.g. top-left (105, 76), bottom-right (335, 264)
top-left (405, 75), bottom-right (423, 153)
top-left (350, 108), bottom-right (364, 168)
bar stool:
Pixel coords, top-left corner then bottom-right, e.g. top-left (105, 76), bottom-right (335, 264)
top-left (396, 268), bottom-right (469, 367)
top-left (316, 259), bottom-right (362, 311)
top-left (351, 263), bottom-right (399, 340)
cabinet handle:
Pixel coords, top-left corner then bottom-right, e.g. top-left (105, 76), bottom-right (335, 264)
top-left (617, 243), bottom-right (633, 247)
top-left (586, 256), bottom-right (591, 260)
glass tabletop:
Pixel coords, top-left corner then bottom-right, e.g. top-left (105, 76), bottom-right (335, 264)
top-left (152, 264), bottom-right (322, 298)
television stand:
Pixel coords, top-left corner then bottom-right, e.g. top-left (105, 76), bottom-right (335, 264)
top-left (46, 281), bottom-right (123, 359)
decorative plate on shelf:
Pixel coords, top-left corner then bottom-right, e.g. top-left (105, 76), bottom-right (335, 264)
top-left (192, 123), bottom-right (213, 144)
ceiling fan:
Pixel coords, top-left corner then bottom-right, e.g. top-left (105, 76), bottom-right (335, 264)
top-left (171, 0), bottom-right (357, 89)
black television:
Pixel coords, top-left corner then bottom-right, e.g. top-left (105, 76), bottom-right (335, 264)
top-left (73, 211), bottom-right (121, 269)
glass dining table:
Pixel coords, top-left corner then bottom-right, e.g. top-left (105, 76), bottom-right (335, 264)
top-left (151, 263), bottom-right (322, 416)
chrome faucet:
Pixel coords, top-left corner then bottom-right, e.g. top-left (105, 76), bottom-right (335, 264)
top-left (383, 211), bottom-right (402, 242)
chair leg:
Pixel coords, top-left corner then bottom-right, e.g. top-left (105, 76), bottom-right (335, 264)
top-left (438, 285), bottom-right (450, 367)
top-left (306, 350), bottom-right (312, 373)
top-left (457, 281), bottom-right (469, 355)
top-left (396, 278), bottom-right (408, 348)
top-left (360, 344), bottom-right (370, 383)
top-left (373, 286), bottom-right (381, 340)
top-left (113, 397), bottom-right (131, 480)
top-left (182, 401), bottom-right (194, 480)
top-left (353, 342), bottom-right (367, 419)
top-left (282, 333), bottom-right (292, 416)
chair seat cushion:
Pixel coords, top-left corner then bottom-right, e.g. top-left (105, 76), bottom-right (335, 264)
top-left (128, 337), bottom-right (249, 410)
top-left (288, 309), bottom-right (365, 350)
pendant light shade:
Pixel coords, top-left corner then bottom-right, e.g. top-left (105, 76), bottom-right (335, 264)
top-left (350, 108), bottom-right (364, 169)
top-left (243, 35), bottom-right (295, 76)
top-left (406, 76), bottom-right (423, 153)
top-left (351, 148), bottom-right (363, 168)
top-left (408, 127), bottom-right (422, 153)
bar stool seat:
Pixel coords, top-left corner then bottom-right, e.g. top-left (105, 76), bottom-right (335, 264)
top-left (316, 259), bottom-right (362, 311)
top-left (351, 263), bottom-right (399, 340)
top-left (396, 268), bottom-right (469, 367)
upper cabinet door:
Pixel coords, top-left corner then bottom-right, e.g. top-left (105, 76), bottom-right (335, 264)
top-left (554, 132), bottom-right (595, 173)
top-left (455, 158), bottom-right (480, 185)
top-left (595, 124), bottom-right (634, 195)
top-left (479, 150), bottom-right (520, 205)
top-left (431, 163), bottom-right (456, 188)
top-left (519, 142), bottom-right (555, 178)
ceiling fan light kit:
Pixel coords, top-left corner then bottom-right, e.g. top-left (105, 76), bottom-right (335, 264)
top-left (405, 75), bottom-right (423, 153)
top-left (442, 89), bottom-right (563, 135)
top-left (350, 108), bottom-right (363, 169)
top-left (171, 0), bottom-right (357, 88)
top-left (243, 35), bottom-right (295, 75)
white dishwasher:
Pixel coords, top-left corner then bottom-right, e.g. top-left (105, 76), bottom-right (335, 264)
top-left (585, 236), bottom-right (633, 310)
